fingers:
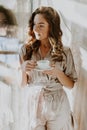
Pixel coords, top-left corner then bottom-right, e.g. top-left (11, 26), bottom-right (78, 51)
top-left (27, 60), bottom-right (36, 66)
top-left (43, 69), bottom-right (54, 76)
top-left (21, 60), bottom-right (37, 72)
top-left (43, 70), bottom-right (56, 79)
top-left (50, 63), bottom-right (55, 68)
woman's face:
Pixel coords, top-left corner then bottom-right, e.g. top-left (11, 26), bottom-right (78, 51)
top-left (33, 14), bottom-right (49, 41)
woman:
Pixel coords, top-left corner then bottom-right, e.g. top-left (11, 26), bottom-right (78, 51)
top-left (19, 6), bottom-right (77, 130)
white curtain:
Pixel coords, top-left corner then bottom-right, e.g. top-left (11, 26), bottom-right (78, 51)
top-left (0, 1), bottom-right (53, 130)
top-left (53, 1), bottom-right (87, 130)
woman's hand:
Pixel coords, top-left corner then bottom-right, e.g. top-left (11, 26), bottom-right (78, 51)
top-left (20, 60), bottom-right (37, 87)
top-left (43, 66), bottom-right (60, 78)
top-left (43, 64), bottom-right (74, 88)
top-left (21, 60), bottom-right (37, 73)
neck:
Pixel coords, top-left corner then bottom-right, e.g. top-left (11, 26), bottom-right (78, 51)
top-left (40, 41), bottom-right (51, 59)
top-left (40, 40), bottom-right (51, 49)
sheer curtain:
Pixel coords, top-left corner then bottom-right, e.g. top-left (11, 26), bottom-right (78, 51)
top-left (71, 24), bottom-right (87, 130)
top-left (0, 1), bottom-right (53, 130)
top-left (53, 1), bottom-right (87, 130)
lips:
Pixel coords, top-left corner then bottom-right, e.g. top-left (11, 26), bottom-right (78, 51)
top-left (35, 33), bottom-right (40, 36)
top-left (35, 33), bottom-right (41, 39)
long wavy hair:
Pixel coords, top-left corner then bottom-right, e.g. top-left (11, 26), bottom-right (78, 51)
top-left (24, 6), bottom-right (63, 62)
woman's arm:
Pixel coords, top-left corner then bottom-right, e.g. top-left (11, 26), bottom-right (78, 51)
top-left (21, 66), bottom-right (28, 87)
top-left (43, 68), bottom-right (74, 89)
top-left (56, 69), bottom-right (74, 89)
top-left (43, 48), bottom-right (77, 89)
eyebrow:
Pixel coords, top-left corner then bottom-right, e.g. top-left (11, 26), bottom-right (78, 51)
top-left (34, 22), bottom-right (45, 25)
top-left (38, 22), bottom-right (45, 24)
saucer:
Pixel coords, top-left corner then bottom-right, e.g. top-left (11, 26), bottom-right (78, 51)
top-left (34, 66), bottom-right (53, 71)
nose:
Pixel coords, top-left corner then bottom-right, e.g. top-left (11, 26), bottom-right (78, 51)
top-left (33, 25), bottom-right (40, 32)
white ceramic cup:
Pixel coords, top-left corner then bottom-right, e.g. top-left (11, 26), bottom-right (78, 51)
top-left (37, 60), bottom-right (50, 69)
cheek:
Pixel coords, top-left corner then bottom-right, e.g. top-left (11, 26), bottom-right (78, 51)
top-left (44, 28), bottom-right (49, 36)
top-left (47, 27), bottom-right (50, 36)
